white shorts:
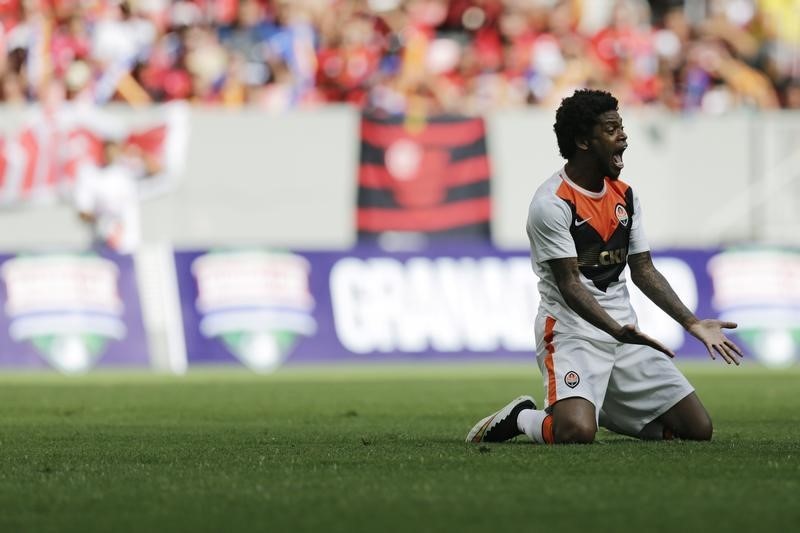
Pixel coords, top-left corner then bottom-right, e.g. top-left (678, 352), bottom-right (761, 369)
top-left (535, 315), bottom-right (694, 436)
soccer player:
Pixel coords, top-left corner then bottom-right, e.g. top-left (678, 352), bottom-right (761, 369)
top-left (74, 140), bottom-right (160, 255)
top-left (466, 89), bottom-right (743, 445)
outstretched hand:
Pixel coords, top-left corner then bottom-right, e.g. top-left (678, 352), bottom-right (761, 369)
top-left (687, 319), bottom-right (744, 365)
top-left (614, 324), bottom-right (675, 358)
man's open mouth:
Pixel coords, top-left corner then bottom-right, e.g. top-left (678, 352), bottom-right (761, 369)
top-left (612, 146), bottom-right (627, 170)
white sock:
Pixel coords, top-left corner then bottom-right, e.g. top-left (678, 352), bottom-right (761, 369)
top-left (517, 409), bottom-right (549, 444)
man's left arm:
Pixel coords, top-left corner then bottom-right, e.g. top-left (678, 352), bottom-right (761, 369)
top-left (628, 251), bottom-right (744, 365)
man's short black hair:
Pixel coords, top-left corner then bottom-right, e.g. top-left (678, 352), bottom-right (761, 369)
top-left (554, 89), bottom-right (619, 160)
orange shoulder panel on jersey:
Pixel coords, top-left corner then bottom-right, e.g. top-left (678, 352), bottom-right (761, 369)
top-left (607, 179), bottom-right (631, 197)
top-left (555, 178), bottom-right (630, 242)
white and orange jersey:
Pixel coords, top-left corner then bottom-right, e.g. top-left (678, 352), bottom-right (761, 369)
top-left (527, 167), bottom-right (650, 342)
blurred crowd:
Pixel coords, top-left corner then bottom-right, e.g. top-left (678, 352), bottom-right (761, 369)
top-left (0, 0), bottom-right (798, 114)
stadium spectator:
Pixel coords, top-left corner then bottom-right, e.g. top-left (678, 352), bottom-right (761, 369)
top-left (0, 0), bottom-right (795, 113)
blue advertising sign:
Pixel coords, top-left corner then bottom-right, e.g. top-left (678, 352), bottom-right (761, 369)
top-left (0, 251), bottom-right (151, 372)
top-left (175, 245), bottom-right (538, 371)
top-left (175, 244), bottom-right (798, 371)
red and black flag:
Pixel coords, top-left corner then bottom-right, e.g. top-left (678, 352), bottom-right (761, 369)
top-left (357, 114), bottom-right (492, 239)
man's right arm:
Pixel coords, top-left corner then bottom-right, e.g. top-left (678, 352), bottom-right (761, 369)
top-left (73, 165), bottom-right (96, 224)
top-left (548, 257), bottom-right (625, 337)
top-left (548, 257), bottom-right (675, 357)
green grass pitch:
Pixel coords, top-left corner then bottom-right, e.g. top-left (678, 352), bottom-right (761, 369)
top-left (0, 364), bottom-right (798, 533)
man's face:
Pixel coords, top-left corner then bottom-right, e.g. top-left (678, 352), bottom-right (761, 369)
top-left (588, 110), bottom-right (628, 180)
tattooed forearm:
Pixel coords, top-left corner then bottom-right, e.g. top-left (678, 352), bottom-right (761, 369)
top-left (628, 252), bottom-right (697, 329)
top-left (548, 257), bottom-right (623, 337)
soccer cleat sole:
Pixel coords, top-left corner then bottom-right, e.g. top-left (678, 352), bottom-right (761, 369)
top-left (465, 395), bottom-right (536, 443)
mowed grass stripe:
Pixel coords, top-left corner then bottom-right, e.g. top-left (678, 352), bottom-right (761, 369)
top-left (0, 362), bottom-right (797, 384)
top-left (0, 365), bottom-right (797, 533)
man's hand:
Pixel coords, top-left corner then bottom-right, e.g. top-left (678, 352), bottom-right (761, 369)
top-left (687, 319), bottom-right (744, 365)
top-left (614, 324), bottom-right (675, 358)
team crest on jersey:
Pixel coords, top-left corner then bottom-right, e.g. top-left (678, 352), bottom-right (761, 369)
top-left (564, 371), bottom-right (580, 388)
top-left (615, 204), bottom-right (629, 226)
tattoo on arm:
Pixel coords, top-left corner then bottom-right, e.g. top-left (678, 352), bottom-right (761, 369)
top-left (628, 251), bottom-right (697, 329)
top-left (548, 257), bottom-right (623, 338)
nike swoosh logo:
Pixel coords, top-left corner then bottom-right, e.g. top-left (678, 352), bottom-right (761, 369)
top-left (574, 217), bottom-right (592, 227)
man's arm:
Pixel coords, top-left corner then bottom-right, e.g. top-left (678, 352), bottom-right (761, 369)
top-left (627, 251), bottom-right (697, 328)
top-left (548, 257), bottom-right (675, 357)
top-left (628, 251), bottom-right (743, 364)
top-left (78, 211), bottom-right (96, 224)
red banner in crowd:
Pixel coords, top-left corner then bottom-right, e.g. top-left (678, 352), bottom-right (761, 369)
top-left (357, 114), bottom-right (492, 238)
top-left (0, 103), bottom-right (188, 208)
